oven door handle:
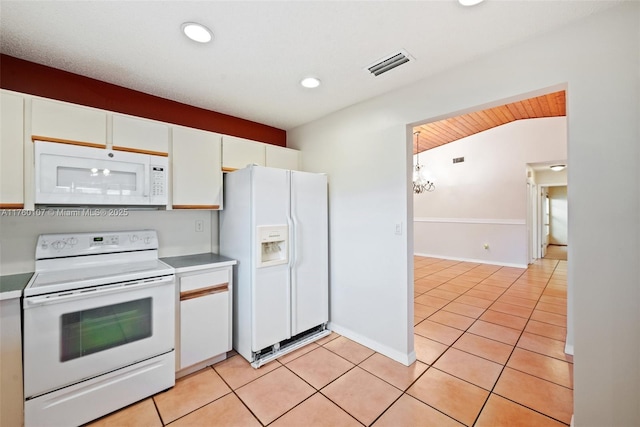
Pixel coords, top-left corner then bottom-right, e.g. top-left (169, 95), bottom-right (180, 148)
top-left (23, 275), bottom-right (175, 308)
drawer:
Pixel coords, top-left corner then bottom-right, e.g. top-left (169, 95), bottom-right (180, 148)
top-left (179, 269), bottom-right (229, 293)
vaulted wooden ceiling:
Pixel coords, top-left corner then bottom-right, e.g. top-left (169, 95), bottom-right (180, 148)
top-left (413, 90), bottom-right (566, 154)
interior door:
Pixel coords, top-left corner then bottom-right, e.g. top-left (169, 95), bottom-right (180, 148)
top-left (539, 187), bottom-right (550, 258)
top-left (290, 171), bottom-right (329, 335)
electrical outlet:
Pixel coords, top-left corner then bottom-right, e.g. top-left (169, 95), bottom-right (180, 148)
top-left (483, 243), bottom-right (489, 250)
top-left (195, 220), bottom-right (204, 232)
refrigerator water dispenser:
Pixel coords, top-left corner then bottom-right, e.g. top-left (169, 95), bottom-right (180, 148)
top-left (257, 225), bottom-right (288, 268)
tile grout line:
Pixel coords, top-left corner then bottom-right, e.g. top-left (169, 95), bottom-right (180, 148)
top-left (415, 259), bottom-right (570, 426)
top-left (470, 259), bottom-right (572, 427)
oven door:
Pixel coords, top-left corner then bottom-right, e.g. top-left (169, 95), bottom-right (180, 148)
top-left (22, 275), bottom-right (175, 399)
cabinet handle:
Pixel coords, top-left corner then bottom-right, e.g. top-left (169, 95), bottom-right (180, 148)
top-left (180, 283), bottom-right (228, 301)
top-left (32, 135), bottom-right (106, 149)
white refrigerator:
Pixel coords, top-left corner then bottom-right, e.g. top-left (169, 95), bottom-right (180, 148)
top-left (219, 165), bottom-right (329, 367)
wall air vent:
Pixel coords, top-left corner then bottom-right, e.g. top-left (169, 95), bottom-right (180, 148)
top-left (366, 50), bottom-right (414, 77)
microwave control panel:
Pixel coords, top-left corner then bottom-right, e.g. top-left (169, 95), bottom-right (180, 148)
top-left (151, 166), bottom-right (166, 197)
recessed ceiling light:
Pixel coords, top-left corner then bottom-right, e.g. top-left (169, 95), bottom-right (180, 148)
top-left (300, 77), bottom-right (321, 88)
top-left (181, 22), bottom-right (212, 43)
top-left (550, 164), bottom-right (566, 172)
top-left (458, 0), bottom-right (485, 6)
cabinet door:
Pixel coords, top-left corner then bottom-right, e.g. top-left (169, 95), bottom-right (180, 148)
top-left (221, 135), bottom-right (265, 171)
top-left (0, 298), bottom-right (24, 427)
top-left (172, 127), bottom-right (222, 209)
top-left (112, 114), bottom-right (169, 156)
top-left (31, 98), bottom-right (106, 147)
top-left (0, 91), bottom-right (24, 208)
top-left (179, 270), bottom-right (231, 370)
top-left (266, 145), bottom-right (301, 171)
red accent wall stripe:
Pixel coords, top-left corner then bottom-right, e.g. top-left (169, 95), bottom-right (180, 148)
top-left (0, 54), bottom-right (286, 147)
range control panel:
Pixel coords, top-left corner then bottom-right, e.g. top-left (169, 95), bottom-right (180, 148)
top-left (36, 230), bottom-right (158, 260)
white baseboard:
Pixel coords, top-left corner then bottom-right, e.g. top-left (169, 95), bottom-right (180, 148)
top-left (564, 342), bottom-right (574, 356)
top-left (413, 252), bottom-right (528, 269)
top-left (327, 322), bottom-right (416, 366)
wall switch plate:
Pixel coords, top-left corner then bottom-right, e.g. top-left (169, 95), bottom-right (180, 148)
top-left (195, 220), bottom-right (204, 232)
top-left (395, 222), bottom-right (403, 235)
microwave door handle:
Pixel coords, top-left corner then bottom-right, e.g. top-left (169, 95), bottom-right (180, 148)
top-left (143, 167), bottom-right (149, 197)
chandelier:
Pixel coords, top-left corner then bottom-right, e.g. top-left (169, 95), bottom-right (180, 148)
top-left (413, 131), bottom-right (435, 194)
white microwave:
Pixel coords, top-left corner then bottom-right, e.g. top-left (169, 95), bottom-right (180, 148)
top-left (34, 141), bottom-right (168, 207)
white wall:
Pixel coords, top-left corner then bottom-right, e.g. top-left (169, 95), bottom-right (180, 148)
top-left (549, 186), bottom-right (568, 245)
top-left (535, 168), bottom-right (568, 186)
top-left (290, 3), bottom-right (639, 425)
top-left (414, 117), bottom-right (566, 267)
top-left (0, 210), bottom-right (218, 275)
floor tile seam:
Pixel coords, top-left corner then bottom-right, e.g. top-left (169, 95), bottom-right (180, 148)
top-left (513, 344), bottom-right (573, 364)
top-left (366, 390), bottom-right (409, 426)
top-left (502, 360), bottom-right (574, 390)
top-left (415, 258), bottom-right (569, 426)
top-left (427, 364), bottom-right (500, 393)
top-left (213, 358), bottom-right (283, 392)
top-left (487, 390), bottom-right (571, 426)
top-left (484, 306), bottom-right (534, 320)
top-left (157, 388), bottom-right (237, 426)
top-left (320, 343), bottom-right (374, 367)
top-left (385, 392), bottom-right (466, 426)
top-left (279, 355), bottom-right (354, 391)
top-left (516, 261), bottom-right (571, 362)
top-left (404, 381), bottom-right (482, 427)
top-left (264, 390), bottom-right (364, 427)
top-left (230, 386), bottom-right (278, 427)
top-left (316, 384), bottom-right (384, 427)
top-left (532, 306), bottom-right (568, 316)
top-left (448, 342), bottom-right (512, 366)
top-left (468, 262), bottom-right (547, 427)
top-left (468, 321), bottom-right (531, 426)
top-left (149, 394), bottom-right (165, 426)
top-left (424, 315), bottom-right (475, 332)
top-left (439, 301), bottom-right (489, 319)
top-left (352, 351), bottom-right (433, 394)
top-left (519, 328), bottom-right (568, 343)
top-left (451, 269), bottom-right (522, 313)
top-left (498, 260), bottom-right (573, 393)
top-left (413, 329), bottom-right (459, 347)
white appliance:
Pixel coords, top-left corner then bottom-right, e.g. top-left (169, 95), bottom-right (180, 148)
top-left (22, 230), bottom-right (175, 427)
top-left (34, 140), bottom-right (168, 206)
top-left (220, 165), bottom-right (330, 367)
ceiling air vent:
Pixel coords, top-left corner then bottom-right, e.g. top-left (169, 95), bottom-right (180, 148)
top-left (366, 50), bottom-right (413, 77)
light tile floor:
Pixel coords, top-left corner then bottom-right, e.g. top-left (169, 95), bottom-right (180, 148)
top-left (88, 256), bottom-right (571, 426)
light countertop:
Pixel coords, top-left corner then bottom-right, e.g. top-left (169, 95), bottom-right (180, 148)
top-left (0, 272), bottom-right (33, 301)
top-left (160, 253), bottom-right (237, 274)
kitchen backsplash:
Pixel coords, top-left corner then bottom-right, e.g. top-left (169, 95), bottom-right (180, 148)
top-left (0, 209), bottom-right (218, 275)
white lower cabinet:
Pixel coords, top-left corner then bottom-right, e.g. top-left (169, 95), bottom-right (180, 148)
top-left (177, 267), bottom-right (232, 376)
top-left (0, 297), bottom-right (23, 427)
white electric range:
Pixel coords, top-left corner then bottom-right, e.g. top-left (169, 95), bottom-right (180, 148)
top-left (22, 230), bottom-right (175, 427)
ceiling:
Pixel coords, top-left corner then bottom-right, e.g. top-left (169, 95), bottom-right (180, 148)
top-left (0, 1), bottom-right (619, 131)
top-left (413, 90), bottom-right (566, 154)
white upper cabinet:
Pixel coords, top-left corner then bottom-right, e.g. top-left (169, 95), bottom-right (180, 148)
top-left (171, 126), bottom-right (222, 209)
top-left (266, 145), bottom-right (301, 171)
top-left (0, 91), bottom-right (25, 208)
top-left (221, 135), bottom-right (266, 171)
top-left (112, 114), bottom-right (169, 155)
top-left (31, 98), bottom-right (107, 147)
